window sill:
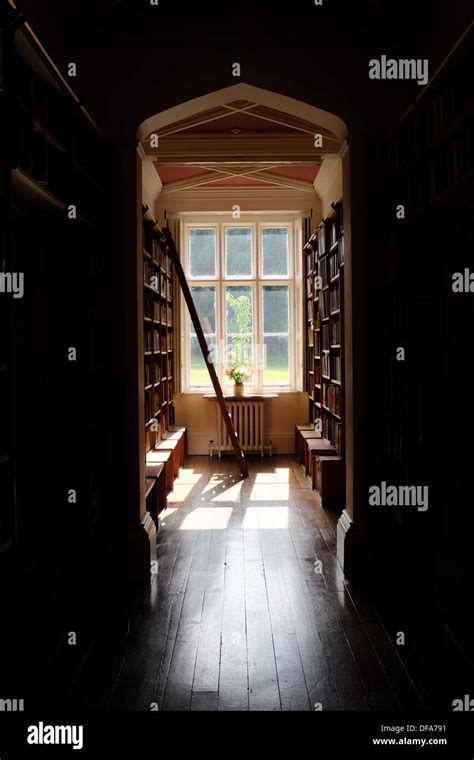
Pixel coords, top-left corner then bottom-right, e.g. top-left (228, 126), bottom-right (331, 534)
top-left (204, 393), bottom-right (279, 401)
top-left (178, 389), bottom-right (301, 396)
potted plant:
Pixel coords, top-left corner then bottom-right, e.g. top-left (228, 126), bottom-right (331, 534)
top-left (226, 366), bottom-right (251, 396)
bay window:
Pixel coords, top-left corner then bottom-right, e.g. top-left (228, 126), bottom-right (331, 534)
top-left (182, 220), bottom-right (295, 392)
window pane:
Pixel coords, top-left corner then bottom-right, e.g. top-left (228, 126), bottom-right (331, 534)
top-left (226, 285), bottom-right (253, 371)
top-left (262, 227), bottom-right (289, 276)
top-left (225, 227), bottom-right (252, 277)
top-left (263, 285), bottom-right (289, 333)
top-left (225, 337), bottom-right (253, 377)
top-left (189, 286), bottom-right (216, 386)
top-left (189, 286), bottom-right (216, 335)
top-left (190, 335), bottom-right (215, 386)
top-left (226, 286), bottom-right (253, 333)
top-left (263, 336), bottom-right (289, 385)
top-left (189, 228), bottom-right (216, 278)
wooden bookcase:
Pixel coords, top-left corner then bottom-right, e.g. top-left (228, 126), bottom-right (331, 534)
top-left (142, 208), bottom-right (175, 453)
top-left (304, 202), bottom-right (345, 502)
top-left (0, 82), bottom-right (15, 581)
top-left (380, 27), bottom-right (473, 667)
top-left (305, 202), bottom-right (344, 451)
top-left (384, 27), bottom-right (473, 521)
top-left (0, 5), bottom-right (105, 603)
top-left (387, 32), bottom-right (473, 218)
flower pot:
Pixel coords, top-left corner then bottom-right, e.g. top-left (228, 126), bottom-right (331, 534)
top-left (233, 383), bottom-right (245, 397)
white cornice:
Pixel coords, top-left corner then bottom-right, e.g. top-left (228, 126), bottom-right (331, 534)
top-left (166, 210), bottom-right (308, 218)
top-left (157, 188), bottom-right (319, 205)
top-left (156, 190), bottom-right (320, 215)
top-left (140, 157), bottom-right (163, 210)
top-left (313, 157), bottom-right (341, 198)
top-left (143, 133), bottom-right (336, 159)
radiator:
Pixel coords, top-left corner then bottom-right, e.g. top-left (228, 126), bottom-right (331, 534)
top-left (217, 400), bottom-right (266, 457)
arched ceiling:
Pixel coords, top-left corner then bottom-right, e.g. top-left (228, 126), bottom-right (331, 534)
top-left (141, 94), bottom-right (342, 197)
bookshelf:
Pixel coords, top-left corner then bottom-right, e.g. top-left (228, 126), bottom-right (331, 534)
top-left (0, 82), bottom-right (15, 576)
top-left (304, 202), bottom-right (345, 503)
top-left (142, 208), bottom-right (175, 453)
top-left (387, 33), bottom-right (473, 218)
top-left (0, 4), bottom-right (105, 603)
top-left (384, 26), bottom-right (473, 530)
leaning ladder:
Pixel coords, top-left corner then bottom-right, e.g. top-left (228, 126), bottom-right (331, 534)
top-left (160, 226), bottom-right (248, 479)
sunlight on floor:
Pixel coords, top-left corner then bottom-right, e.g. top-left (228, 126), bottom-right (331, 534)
top-left (177, 504), bottom-right (290, 531)
top-left (253, 468), bottom-right (291, 484)
top-left (200, 474), bottom-right (236, 494)
top-left (274, 467), bottom-right (293, 484)
top-left (175, 469), bottom-right (202, 485)
top-left (246, 484), bottom-right (281, 501)
top-left (209, 481), bottom-right (243, 502)
top-left (168, 483), bottom-right (196, 502)
top-left (179, 507), bottom-right (233, 530)
top-left (253, 472), bottom-right (277, 484)
top-left (170, 464), bottom-right (295, 528)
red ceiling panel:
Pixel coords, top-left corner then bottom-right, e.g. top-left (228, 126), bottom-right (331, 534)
top-left (203, 176), bottom-right (272, 187)
top-left (180, 112), bottom-right (297, 134)
top-left (156, 166), bottom-right (213, 184)
top-left (267, 165), bottom-right (319, 182)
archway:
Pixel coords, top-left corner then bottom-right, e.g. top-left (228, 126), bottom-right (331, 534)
top-left (136, 83), bottom-right (355, 575)
top-left (137, 82), bottom-right (347, 145)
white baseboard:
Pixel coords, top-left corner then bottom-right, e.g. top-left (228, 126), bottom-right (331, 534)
top-left (185, 428), bottom-right (295, 456)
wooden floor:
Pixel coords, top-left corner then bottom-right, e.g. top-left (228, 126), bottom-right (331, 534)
top-left (67, 455), bottom-right (430, 712)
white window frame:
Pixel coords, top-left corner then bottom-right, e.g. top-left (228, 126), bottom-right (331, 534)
top-left (222, 222), bottom-right (256, 280)
top-left (260, 283), bottom-right (292, 389)
top-left (225, 280), bottom-right (257, 387)
top-left (187, 224), bottom-right (218, 280)
top-left (181, 217), bottom-right (296, 394)
top-left (260, 224), bottom-right (291, 280)
top-left (185, 282), bottom-right (220, 392)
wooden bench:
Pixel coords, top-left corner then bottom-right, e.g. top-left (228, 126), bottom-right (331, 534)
top-left (169, 425), bottom-right (187, 455)
top-left (162, 430), bottom-right (186, 469)
top-left (145, 475), bottom-right (159, 528)
top-left (313, 455), bottom-right (344, 510)
top-left (146, 450), bottom-right (173, 496)
top-left (154, 438), bottom-right (181, 480)
top-left (145, 462), bottom-right (168, 524)
top-left (305, 438), bottom-right (337, 478)
top-left (294, 424), bottom-right (316, 457)
top-left (296, 429), bottom-right (322, 467)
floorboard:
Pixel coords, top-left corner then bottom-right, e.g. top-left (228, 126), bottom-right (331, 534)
top-left (75, 455), bottom-right (428, 711)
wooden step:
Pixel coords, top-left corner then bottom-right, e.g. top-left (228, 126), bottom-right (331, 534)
top-left (154, 439), bottom-right (181, 479)
top-left (296, 428), bottom-right (322, 466)
top-left (146, 451), bottom-right (173, 496)
top-left (162, 430), bottom-right (186, 468)
top-left (145, 463), bottom-right (167, 526)
top-left (305, 438), bottom-right (337, 478)
top-left (313, 455), bottom-right (344, 510)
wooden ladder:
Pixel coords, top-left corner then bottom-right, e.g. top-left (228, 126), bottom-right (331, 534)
top-left (160, 226), bottom-right (248, 479)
